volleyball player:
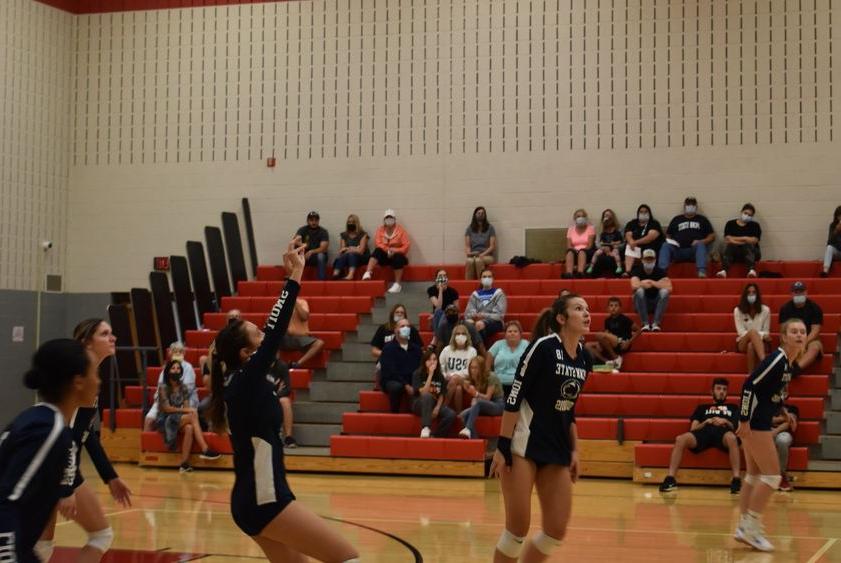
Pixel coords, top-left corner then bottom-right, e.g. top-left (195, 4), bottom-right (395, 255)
top-left (0, 339), bottom-right (100, 562)
top-left (37, 319), bottom-right (133, 563)
top-left (207, 242), bottom-right (358, 562)
top-left (490, 294), bottom-right (592, 563)
top-left (734, 319), bottom-right (806, 552)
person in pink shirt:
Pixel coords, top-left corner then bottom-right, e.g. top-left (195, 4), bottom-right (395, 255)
top-left (563, 208), bottom-right (596, 279)
top-left (362, 209), bottom-right (412, 293)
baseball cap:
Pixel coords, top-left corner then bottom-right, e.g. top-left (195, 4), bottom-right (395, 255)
top-left (307, 210), bottom-right (319, 219)
top-left (791, 281), bottom-right (807, 292)
top-left (642, 249), bottom-right (657, 260)
top-left (383, 209), bottom-right (396, 219)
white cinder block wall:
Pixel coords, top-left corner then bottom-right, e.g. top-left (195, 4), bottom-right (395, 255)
top-left (28, 0), bottom-right (841, 291)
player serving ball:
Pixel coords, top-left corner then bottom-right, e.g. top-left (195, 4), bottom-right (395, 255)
top-left (490, 294), bottom-right (592, 563)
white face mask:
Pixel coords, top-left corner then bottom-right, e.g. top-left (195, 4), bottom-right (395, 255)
top-left (398, 326), bottom-right (411, 339)
top-left (384, 218), bottom-right (396, 227)
top-left (393, 313), bottom-right (404, 323)
top-left (741, 213), bottom-right (753, 223)
top-left (643, 262), bottom-right (655, 273)
top-left (481, 277), bottom-right (493, 288)
top-left (685, 205), bottom-right (697, 215)
top-left (454, 334), bottom-right (468, 346)
top-left (638, 213), bottom-right (650, 222)
top-left (575, 216), bottom-right (587, 226)
top-left (793, 294), bottom-right (807, 305)
top-left (746, 294), bottom-right (757, 304)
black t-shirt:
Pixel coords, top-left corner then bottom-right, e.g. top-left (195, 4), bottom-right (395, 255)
top-left (666, 214), bottom-right (714, 248)
top-left (371, 324), bottom-right (423, 350)
top-left (604, 314), bottom-right (633, 340)
top-left (295, 226), bottom-right (329, 252)
top-left (630, 264), bottom-right (668, 299)
top-left (691, 402), bottom-right (739, 429)
top-left (598, 229), bottom-right (624, 247)
top-left (623, 218), bottom-right (664, 251)
top-left (779, 299), bottom-right (824, 334)
top-left (724, 219), bottom-right (762, 244)
top-left (426, 285), bottom-right (459, 312)
top-left (340, 231), bottom-right (368, 252)
top-left (412, 367), bottom-right (446, 397)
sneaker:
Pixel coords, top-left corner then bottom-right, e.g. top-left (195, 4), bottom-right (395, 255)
top-left (361, 270), bottom-right (373, 280)
top-left (741, 517), bottom-right (775, 552)
top-left (716, 270), bottom-right (727, 278)
top-left (615, 265), bottom-right (624, 275)
top-left (420, 427), bottom-right (431, 438)
top-left (747, 269), bottom-right (758, 278)
top-left (641, 324), bottom-right (652, 332)
top-left (200, 449), bottom-right (221, 460)
top-left (820, 271), bottom-right (829, 278)
top-left (387, 282), bottom-right (402, 294)
top-left (284, 436), bottom-right (298, 449)
top-left (650, 323), bottom-right (662, 332)
top-left (458, 428), bottom-right (471, 439)
top-left (659, 476), bottom-right (677, 492)
top-left (289, 361), bottom-right (300, 369)
top-left (779, 475), bottom-right (793, 492)
top-left (730, 477), bottom-right (742, 494)
top-left (698, 271), bottom-right (707, 278)
top-left (585, 265), bottom-right (594, 275)
top-left (179, 462), bottom-right (193, 473)
top-left (613, 356), bottom-right (623, 370)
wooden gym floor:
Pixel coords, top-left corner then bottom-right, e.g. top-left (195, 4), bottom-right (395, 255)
top-left (50, 461), bottom-right (841, 562)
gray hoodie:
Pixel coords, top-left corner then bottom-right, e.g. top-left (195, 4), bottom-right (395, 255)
top-left (465, 288), bottom-right (507, 322)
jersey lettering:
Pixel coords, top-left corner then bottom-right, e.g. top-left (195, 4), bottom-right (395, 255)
top-left (555, 362), bottom-right (587, 381)
top-left (265, 290), bottom-right (290, 331)
top-left (702, 406), bottom-right (734, 418)
top-left (506, 380), bottom-right (522, 406)
top-left (0, 532), bottom-right (16, 562)
top-left (61, 442), bottom-right (78, 487)
top-left (447, 357), bottom-right (470, 372)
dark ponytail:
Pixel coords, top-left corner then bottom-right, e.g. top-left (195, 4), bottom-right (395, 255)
top-left (73, 318), bottom-right (104, 343)
top-left (24, 339), bottom-right (90, 403)
top-left (207, 320), bottom-right (250, 434)
top-left (531, 294), bottom-right (582, 339)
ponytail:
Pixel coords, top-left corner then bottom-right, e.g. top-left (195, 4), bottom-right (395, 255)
top-left (207, 320), bottom-right (250, 434)
top-left (531, 293), bottom-right (582, 340)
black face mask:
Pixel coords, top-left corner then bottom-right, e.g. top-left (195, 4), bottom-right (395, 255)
top-left (446, 314), bottom-right (459, 323)
top-left (346, 223), bottom-right (356, 232)
top-left (169, 373), bottom-right (182, 383)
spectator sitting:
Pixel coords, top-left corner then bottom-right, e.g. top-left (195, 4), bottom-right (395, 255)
top-left (226, 309), bottom-right (242, 323)
top-left (658, 196), bottom-right (716, 278)
top-left (362, 209), bottom-right (411, 294)
top-left (411, 350), bottom-right (456, 438)
top-left (464, 269), bottom-right (507, 341)
top-left (439, 324), bottom-right (478, 409)
top-left (488, 321), bottom-right (529, 397)
top-left (659, 378), bottom-right (741, 494)
top-left (821, 205), bottom-right (841, 277)
top-left (563, 208), bottom-right (596, 279)
top-left (379, 319), bottom-right (423, 413)
top-left (631, 249), bottom-right (672, 331)
top-left (294, 210), bottom-right (329, 281)
top-left (779, 281), bottom-right (824, 372)
top-left (772, 391), bottom-right (798, 492)
top-left (584, 296), bottom-right (639, 372)
top-left (464, 206), bottom-right (497, 279)
top-left (332, 214), bottom-right (370, 280)
top-left (279, 298), bottom-right (325, 369)
top-left (586, 209), bottom-right (624, 277)
top-left (734, 283), bottom-right (771, 372)
top-left (434, 303), bottom-right (485, 356)
top-left (427, 269), bottom-right (459, 335)
top-left (155, 359), bottom-right (220, 472)
top-left (623, 203), bottom-right (664, 274)
top-left (371, 303), bottom-right (424, 360)
top-left (144, 341), bottom-right (200, 432)
top-left (458, 356), bottom-right (504, 439)
top-left (717, 203), bottom-right (762, 278)
top-left (268, 356), bottom-right (297, 448)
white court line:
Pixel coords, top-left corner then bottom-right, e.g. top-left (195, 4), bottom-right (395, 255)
top-left (806, 538), bottom-right (837, 563)
top-left (55, 508), bottom-right (139, 526)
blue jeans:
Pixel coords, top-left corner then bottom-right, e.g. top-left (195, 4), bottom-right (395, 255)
top-left (412, 392), bottom-right (456, 436)
top-left (657, 243), bottom-right (708, 274)
top-left (633, 287), bottom-right (670, 325)
top-left (459, 398), bottom-right (504, 437)
top-left (431, 308), bottom-right (445, 332)
top-left (307, 253), bottom-right (328, 280)
top-left (333, 251), bottom-right (367, 274)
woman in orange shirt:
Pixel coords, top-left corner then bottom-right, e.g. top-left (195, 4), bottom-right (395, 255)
top-left (362, 209), bottom-right (411, 294)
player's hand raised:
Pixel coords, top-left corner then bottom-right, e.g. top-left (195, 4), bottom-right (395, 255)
top-left (283, 241), bottom-right (307, 280)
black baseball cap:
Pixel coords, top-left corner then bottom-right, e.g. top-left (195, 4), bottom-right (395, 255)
top-left (791, 281), bottom-right (807, 292)
top-left (307, 211), bottom-right (319, 219)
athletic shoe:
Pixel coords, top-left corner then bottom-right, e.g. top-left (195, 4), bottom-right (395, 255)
top-left (361, 270), bottom-right (373, 280)
top-left (659, 476), bottom-right (677, 492)
top-left (716, 270), bottom-right (727, 278)
top-left (289, 361), bottom-right (300, 369)
top-left (420, 427), bottom-right (431, 438)
top-left (200, 449), bottom-right (221, 460)
top-left (585, 265), bottom-right (594, 275)
top-left (650, 323), bottom-right (662, 332)
top-left (284, 436), bottom-right (298, 449)
top-left (615, 265), bottom-right (624, 275)
top-left (613, 356), bottom-right (623, 370)
top-left (747, 269), bottom-right (758, 278)
top-left (820, 271), bottom-right (829, 278)
top-left (641, 324), bottom-right (652, 332)
top-left (179, 463), bottom-right (193, 473)
top-left (387, 282), bottom-right (402, 294)
top-left (779, 475), bottom-right (793, 492)
top-left (458, 428), bottom-right (471, 439)
top-left (741, 518), bottom-right (775, 552)
top-left (734, 525), bottom-right (747, 545)
top-left (730, 477), bottom-right (742, 494)
top-left (698, 271), bottom-right (707, 278)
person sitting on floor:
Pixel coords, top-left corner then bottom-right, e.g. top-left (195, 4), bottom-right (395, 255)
top-left (268, 355), bottom-right (298, 448)
top-left (458, 356), bottom-right (504, 439)
top-left (464, 206), bottom-right (497, 280)
top-left (464, 269), bottom-right (507, 342)
top-left (411, 349), bottom-right (456, 438)
top-left (717, 203), bottom-right (762, 278)
top-left (434, 303), bottom-right (485, 356)
top-left (438, 324), bottom-right (478, 410)
top-left (821, 205), bottom-right (841, 277)
top-left (659, 378), bottom-right (741, 494)
top-left (294, 210), bottom-right (330, 281)
top-left (379, 319), bottom-right (423, 413)
top-left (587, 209), bottom-right (625, 277)
top-left (658, 196), bottom-right (716, 278)
top-left (362, 209), bottom-right (411, 294)
top-left (280, 298), bottom-right (325, 369)
top-left (631, 249), bottom-right (672, 332)
top-left (585, 296), bottom-right (639, 372)
top-left (734, 283), bottom-right (771, 373)
top-left (771, 389), bottom-right (799, 493)
top-left (779, 281), bottom-right (824, 372)
top-left (332, 214), bottom-right (370, 280)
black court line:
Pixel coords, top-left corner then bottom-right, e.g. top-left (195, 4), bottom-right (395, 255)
top-left (323, 515), bottom-right (423, 563)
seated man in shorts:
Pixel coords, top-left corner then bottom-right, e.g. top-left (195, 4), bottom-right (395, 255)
top-left (280, 298), bottom-right (325, 368)
top-left (659, 378), bottom-right (742, 494)
top-left (584, 296), bottom-right (639, 372)
top-left (268, 354), bottom-right (298, 448)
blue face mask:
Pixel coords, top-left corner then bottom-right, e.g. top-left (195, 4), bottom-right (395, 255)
top-left (398, 326), bottom-right (412, 339)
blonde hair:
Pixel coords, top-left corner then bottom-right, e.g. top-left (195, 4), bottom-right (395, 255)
top-left (573, 208), bottom-right (588, 219)
top-left (449, 324), bottom-right (471, 350)
top-left (346, 214), bottom-right (364, 234)
top-left (468, 356), bottom-right (490, 391)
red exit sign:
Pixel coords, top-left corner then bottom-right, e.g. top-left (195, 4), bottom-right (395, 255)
top-left (153, 257), bottom-right (170, 271)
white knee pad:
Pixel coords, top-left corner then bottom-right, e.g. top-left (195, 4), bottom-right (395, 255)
top-left (33, 540), bottom-right (54, 562)
top-left (496, 529), bottom-right (526, 558)
top-left (743, 474), bottom-right (757, 486)
top-left (759, 474), bottom-right (782, 490)
top-left (531, 531), bottom-right (563, 556)
top-left (86, 527), bottom-right (113, 552)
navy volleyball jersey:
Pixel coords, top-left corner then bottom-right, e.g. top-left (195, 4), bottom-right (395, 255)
top-left (740, 348), bottom-right (796, 431)
top-left (224, 280), bottom-right (300, 534)
top-left (0, 404), bottom-right (76, 562)
top-left (69, 404), bottom-right (118, 487)
top-left (506, 334), bottom-right (592, 466)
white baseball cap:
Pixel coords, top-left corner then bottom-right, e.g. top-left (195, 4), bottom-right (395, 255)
top-left (383, 209), bottom-right (396, 219)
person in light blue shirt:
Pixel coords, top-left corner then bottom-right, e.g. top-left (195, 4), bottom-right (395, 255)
top-left (488, 320), bottom-right (529, 397)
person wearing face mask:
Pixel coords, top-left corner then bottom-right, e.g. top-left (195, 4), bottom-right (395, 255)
top-left (465, 206), bottom-right (498, 280)
top-left (293, 211), bottom-right (330, 281)
top-left (586, 209), bottom-right (625, 277)
top-left (331, 214), bottom-right (369, 280)
top-left (379, 319), bottom-right (423, 413)
top-left (623, 203), bottom-right (664, 274)
top-left (411, 350), bottom-right (456, 438)
top-left (821, 205), bottom-right (841, 277)
top-left (563, 208), bottom-right (596, 279)
top-left (427, 269), bottom-right (460, 335)
top-left (658, 196), bottom-right (716, 278)
top-left (464, 269), bottom-right (507, 342)
top-left (433, 303), bottom-right (485, 356)
top-left (144, 342), bottom-right (200, 432)
top-left (734, 283), bottom-right (771, 372)
top-left (717, 203), bottom-right (762, 278)
top-left (658, 379), bottom-right (741, 494)
top-left (155, 359), bottom-right (221, 473)
top-left (362, 209), bottom-right (411, 294)
top-left (778, 281), bottom-right (824, 372)
top-left (438, 325), bottom-right (479, 410)
top-left (630, 249), bottom-right (672, 331)
top-left (371, 304), bottom-right (424, 361)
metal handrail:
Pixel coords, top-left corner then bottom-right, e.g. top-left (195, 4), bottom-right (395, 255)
top-left (106, 345), bottom-right (161, 432)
